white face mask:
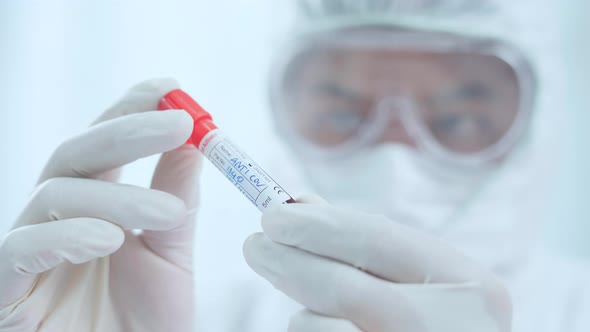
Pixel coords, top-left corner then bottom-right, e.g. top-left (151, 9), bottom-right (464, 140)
top-left (302, 144), bottom-right (492, 234)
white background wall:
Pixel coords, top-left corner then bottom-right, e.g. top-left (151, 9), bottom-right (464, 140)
top-left (545, 0), bottom-right (590, 255)
top-left (0, 1), bottom-right (588, 248)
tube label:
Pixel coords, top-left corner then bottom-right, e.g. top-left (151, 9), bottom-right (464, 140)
top-left (198, 129), bottom-right (294, 212)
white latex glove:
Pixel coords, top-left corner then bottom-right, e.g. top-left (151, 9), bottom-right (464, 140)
top-left (0, 79), bottom-right (202, 331)
top-left (243, 195), bottom-right (512, 332)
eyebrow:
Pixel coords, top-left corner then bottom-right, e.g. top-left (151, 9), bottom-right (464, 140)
top-left (311, 81), bottom-right (365, 102)
top-left (434, 81), bottom-right (495, 103)
top-left (458, 81), bottom-right (495, 98)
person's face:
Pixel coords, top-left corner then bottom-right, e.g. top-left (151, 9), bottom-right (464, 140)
top-left (284, 48), bottom-right (520, 155)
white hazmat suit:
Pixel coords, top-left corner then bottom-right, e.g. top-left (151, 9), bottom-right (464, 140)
top-left (202, 1), bottom-right (590, 331)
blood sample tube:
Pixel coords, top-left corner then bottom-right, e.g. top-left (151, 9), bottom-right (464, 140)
top-left (158, 89), bottom-right (295, 212)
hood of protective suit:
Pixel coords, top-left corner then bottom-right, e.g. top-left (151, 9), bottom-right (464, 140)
top-left (270, 0), bottom-right (565, 276)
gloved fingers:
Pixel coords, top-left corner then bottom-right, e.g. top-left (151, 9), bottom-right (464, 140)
top-left (92, 78), bottom-right (179, 182)
top-left (14, 177), bottom-right (187, 231)
top-left (0, 218), bottom-right (123, 309)
top-left (142, 146), bottom-right (203, 271)
top-left (92, 78), bottom-right (179, 124)
top-left (261, 203), bottom-right (483, 284)
top-left (244, 233), bottom-right (411, 331)
top-left (150, 145), bottom-right (202, 210)
top-left (287, 287), bottom-right (510, 332)
top-left (288, 310), bottom-right (363, 332)
top-left (244, 233), bottom-right (511, 332)
top-left (38, 110), bottom-right (193, 183)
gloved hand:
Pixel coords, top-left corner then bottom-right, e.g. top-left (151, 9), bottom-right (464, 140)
top-left (244, 195), bottom-right (512, 332)
top-left (0, 79), bottom-right (202, 331)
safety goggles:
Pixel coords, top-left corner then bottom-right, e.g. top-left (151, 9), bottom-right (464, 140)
top-left (270, 28), bottom-right (536, 168)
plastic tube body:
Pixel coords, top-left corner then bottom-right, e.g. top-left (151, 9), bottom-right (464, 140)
top-left (159, 89), bottom-right (295, 212)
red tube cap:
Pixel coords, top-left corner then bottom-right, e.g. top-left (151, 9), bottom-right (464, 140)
top-left (158, 89), bottom-right (218, 146)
